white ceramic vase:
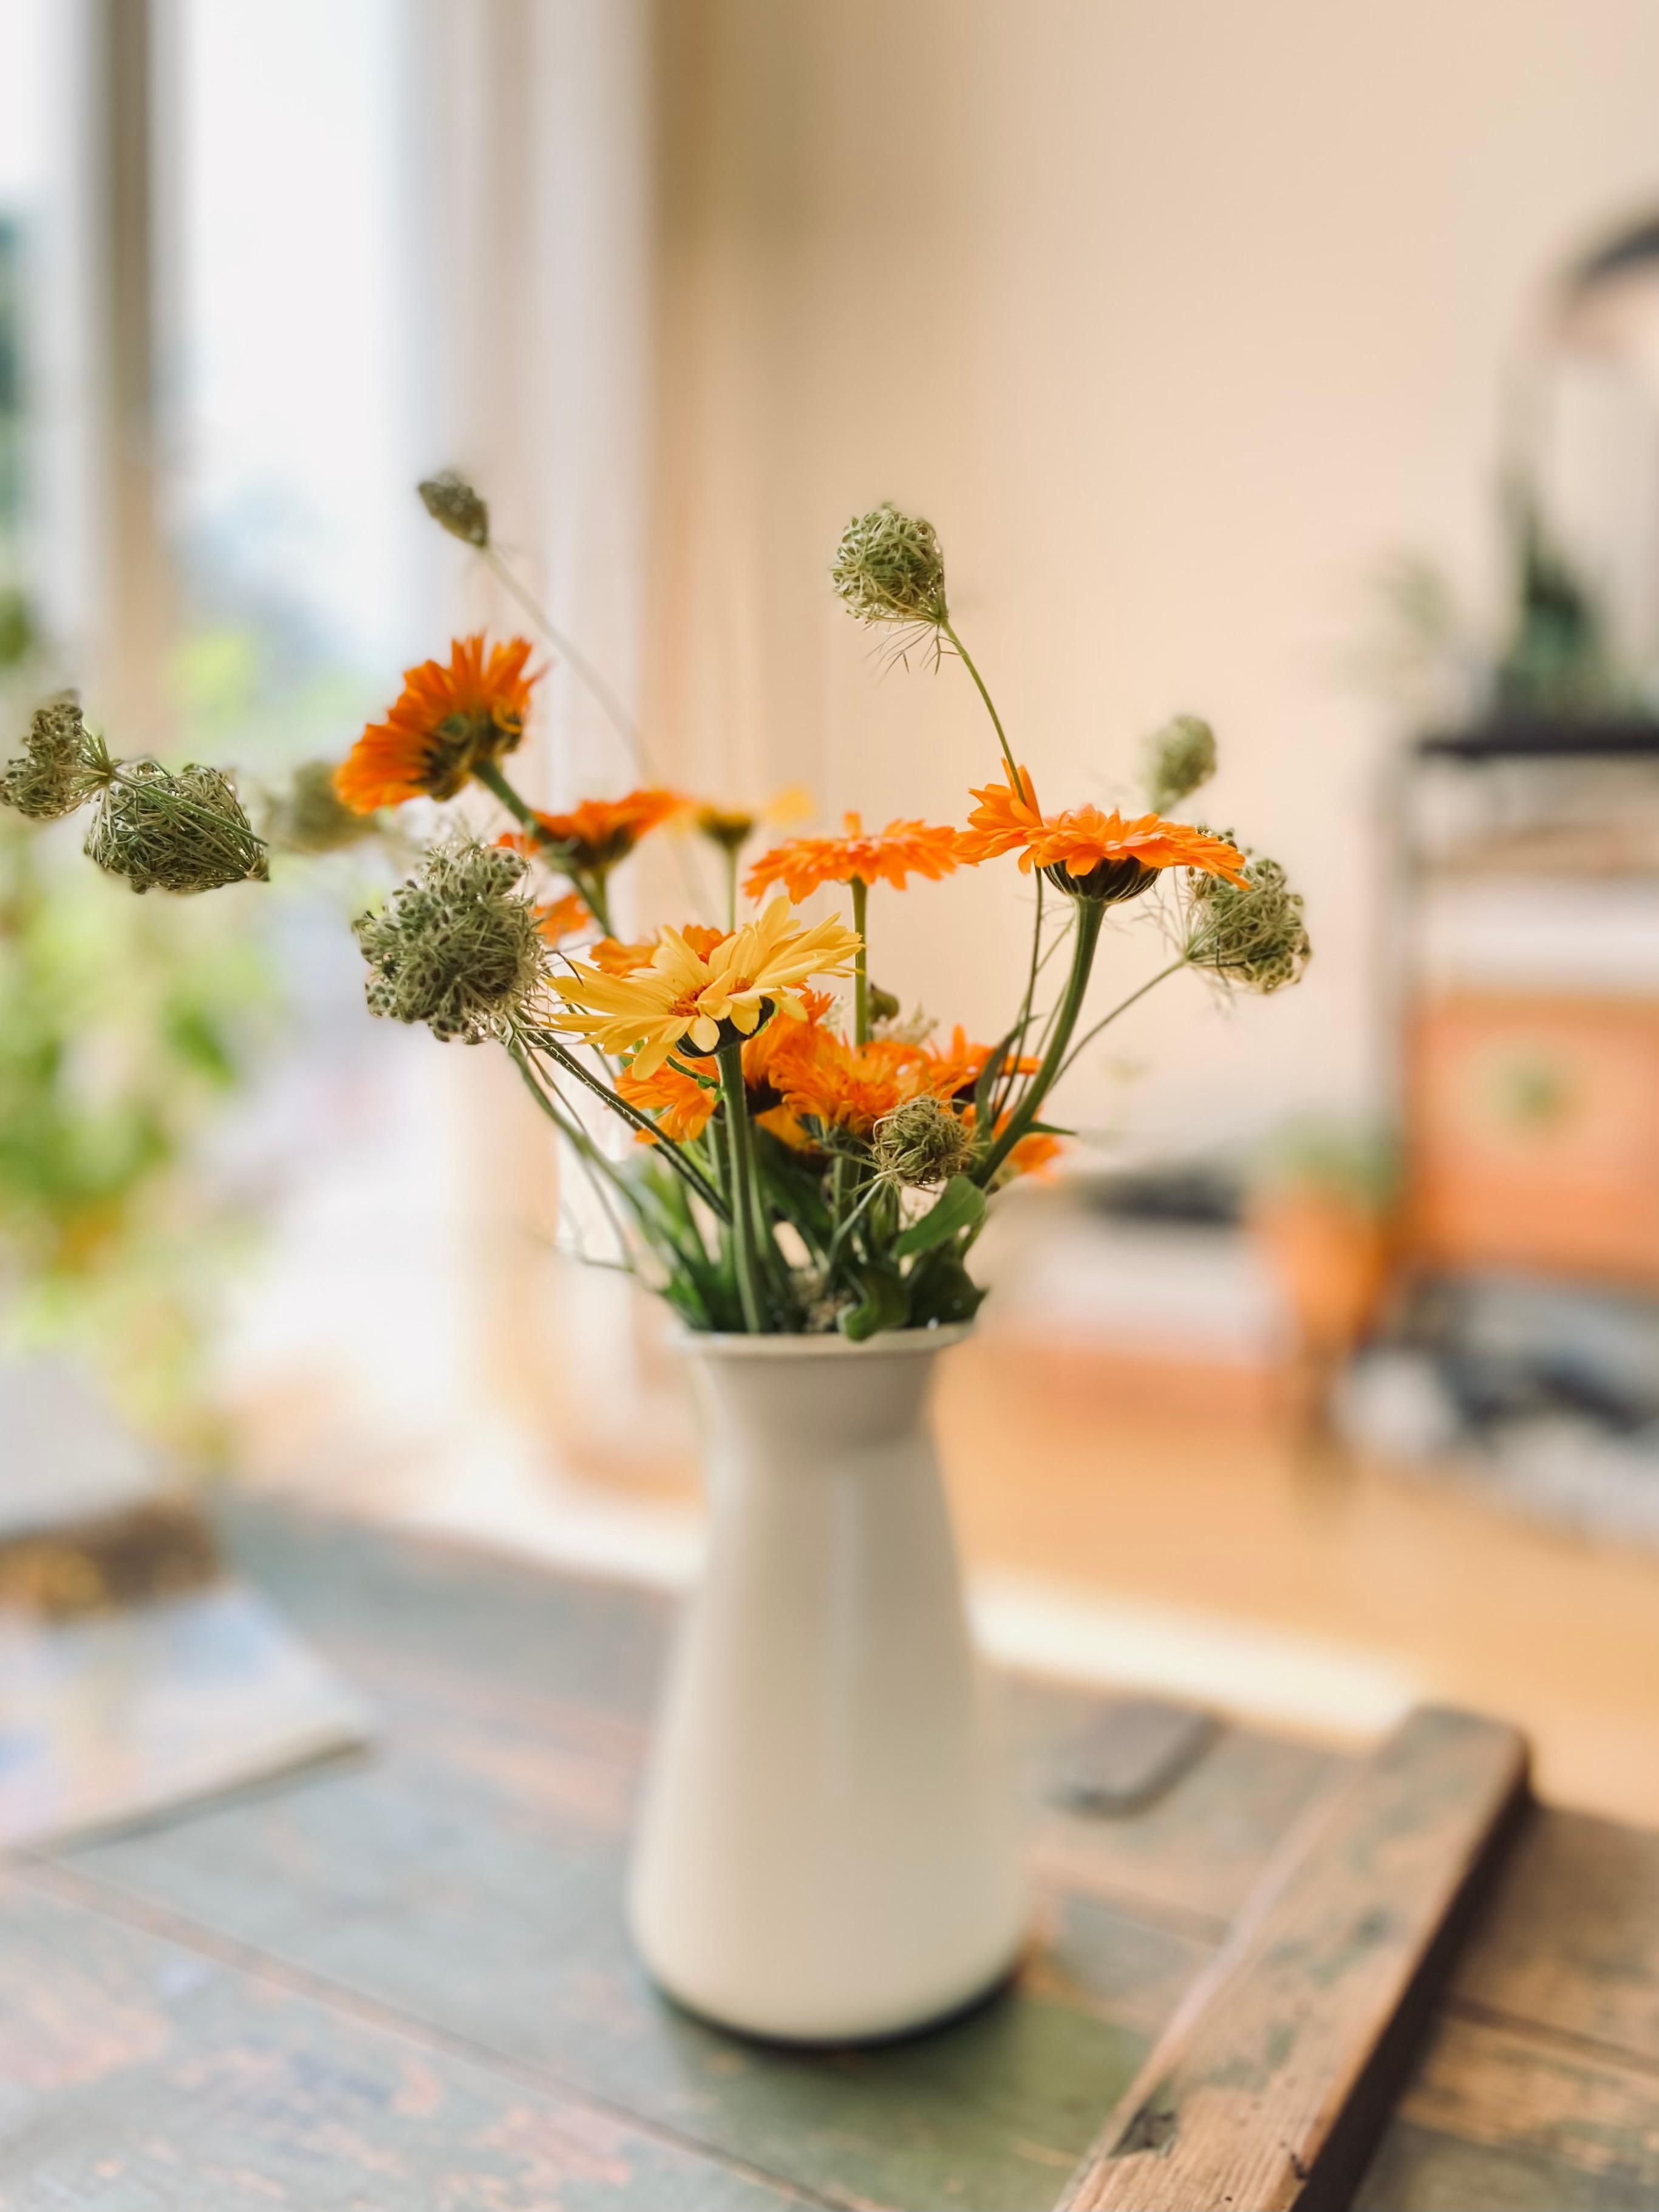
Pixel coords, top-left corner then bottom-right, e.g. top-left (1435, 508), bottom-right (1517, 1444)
top-left (627, 1325), bottom-right (1028, 2044)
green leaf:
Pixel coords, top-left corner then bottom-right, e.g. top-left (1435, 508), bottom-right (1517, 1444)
top-left (892, 1174), bottom-right (986, 1259)
top-left (906, 1253), bottom-right (987, 1327)
top-left (839, 1262), bottom-right (909, 1342)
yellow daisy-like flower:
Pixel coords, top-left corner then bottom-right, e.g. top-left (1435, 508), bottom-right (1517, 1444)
top-left (550, 898), bottom-right (860, 1077)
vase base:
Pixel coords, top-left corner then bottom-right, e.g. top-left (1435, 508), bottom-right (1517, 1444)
top-left (638, 1937), bottom-right (1029, 2051)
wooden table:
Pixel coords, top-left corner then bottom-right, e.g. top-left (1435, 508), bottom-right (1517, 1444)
top-left (3, 1505), bottom-right (1658, 2210)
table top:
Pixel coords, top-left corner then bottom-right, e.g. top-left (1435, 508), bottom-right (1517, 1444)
top-left (3, 1504), bottom-right (1658, 2210)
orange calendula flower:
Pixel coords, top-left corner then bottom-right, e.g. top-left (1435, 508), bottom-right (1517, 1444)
top-left (616, 1060), bottom-right (723, 1145)
top-left (921, 1025), bottom-right (1041, 1102)
top-left (508, 788), bottom-right (682, 872)
top-left (616, 986), bottom-right (837, 1148)
top-left (534, 891), bottom-right (592, 945)
top-left (745, 811), bottom-right (961, 904)
top-left (956, 769), bottom-right (1249, 902)
top-left (335, 635), bottom-right (538, 812)
top-left (777, 1029), bottom-right (942, 1139)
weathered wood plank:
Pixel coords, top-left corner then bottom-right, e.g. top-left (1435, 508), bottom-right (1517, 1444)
top-left (1056, 1706), bottom-right (1530, 2212)
top-left (1450, 1806), bottom-right (1659, 2066)
top-left (0, 1869), bottom-right (808, 2210)
top-left (1355, 2010), bottom-right (1659, 2211)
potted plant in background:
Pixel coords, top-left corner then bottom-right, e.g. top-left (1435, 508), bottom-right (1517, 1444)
top-left (0, 483), bottom-right (1311, 2043)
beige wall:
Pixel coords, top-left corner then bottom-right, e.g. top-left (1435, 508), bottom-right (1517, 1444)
top-left (646, 0), bottom-right (1659, 1162)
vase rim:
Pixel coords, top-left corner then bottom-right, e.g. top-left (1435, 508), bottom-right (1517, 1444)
top-left (675, 1322), bottom-right (975, 1360)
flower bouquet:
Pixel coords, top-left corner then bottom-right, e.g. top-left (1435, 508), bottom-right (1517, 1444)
top-left (0, 480), bottom-right (1309, 2042)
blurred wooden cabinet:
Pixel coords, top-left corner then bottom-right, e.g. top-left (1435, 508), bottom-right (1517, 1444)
top-left (1397, 723), bottom-right (1659, 1290)
top-left (1409, 992), bottom-right (1659, 1287)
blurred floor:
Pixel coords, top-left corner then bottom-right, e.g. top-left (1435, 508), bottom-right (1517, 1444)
top-left (234, 1327), bottom-right (1659, 1833)
top-left (938, 1338), bottom-right (1659, 1829)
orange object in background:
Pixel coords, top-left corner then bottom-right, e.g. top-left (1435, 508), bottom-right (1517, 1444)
top-left (1250, 1193), bottom-right (1394, 1357)
top-left (1409, 993), bottom-right (1659, 1288)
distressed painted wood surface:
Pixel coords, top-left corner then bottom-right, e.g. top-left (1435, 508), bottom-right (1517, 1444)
top-left (1057, 1706), bottom-right (1529, 2211)
top-left (1353, 1802), bottom-right (1659, 2210)
top-left (4, 1504), bottom-right (1657, 2210)
top-left (0, 1867), bottom-right (805, 2210)
top-left (12, 1506), bottom-right (1339, 2212)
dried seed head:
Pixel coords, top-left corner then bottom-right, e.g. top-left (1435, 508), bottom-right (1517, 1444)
top-left (1183, 848), bottom-right (1310, 995)
top-left (84, 760), bottom-right (268, 894)
top-left (353, 839), bottom-right (547, 1044)
top-left (0, 695), bottom-right (105, 820)
top-left (871, 1094), bottom-right (977, 1188)
top-left (262, 760), bottom-right (379, 854)
top-left (1144, 714), bottom-right (1218, 814)
top-left (418, 471), bottom-right (491, 548)
top-left (831, 505), bottom-right (949, 628)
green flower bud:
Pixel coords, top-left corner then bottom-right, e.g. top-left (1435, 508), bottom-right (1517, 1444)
top-left (262, 760), bottom-right (379, 854)
top-left (353, 839), bottom-right (546, 1044)
top-left (1144, 714), bottom-right (1218, 814)
top-left (831, 505), bottom-right (949, 628)
top-left (418, 470), bottom-right (491, 548)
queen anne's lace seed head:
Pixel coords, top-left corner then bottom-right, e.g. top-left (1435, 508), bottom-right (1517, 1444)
top-left (1184, 848), bottom-right (1310, 995)
top-left (871, 1094), bottom-right (977, 1188)
top-left (831, 505), bottom-right (949, 628)
top-left (418, 470), bottom-right (491, 548)
top-left (84, 760), bottom-right (268, 894)
top-left (353, 840), bottom-right (547, 1044)
top-left (0, 695), bottom-right (103, 820)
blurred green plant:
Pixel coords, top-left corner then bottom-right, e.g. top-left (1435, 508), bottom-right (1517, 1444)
top-left (0, 796), bottom-right (275, 1456)
top-left (1252, 1114), bottom-right (1400, 1216)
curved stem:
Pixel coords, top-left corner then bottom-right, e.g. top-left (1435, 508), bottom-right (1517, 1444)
top-left (975, 896), bottom-right (1105, 1185)
top-left (992, 873), bottom-right (1044, 1121)
top-left (1054, 957), bottom-right (1190, 1084)
top-left (717, 1040), bottom-right (768, 1331)
top-left (482, 544), bottom-right (650, 778)
top-left (939, 619), bottom-right (1027, 805)
top-left (851, 875), bottom-right (870, 1044)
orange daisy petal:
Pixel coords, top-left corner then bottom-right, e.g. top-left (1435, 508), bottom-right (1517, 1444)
top-left (744, 812), bottom-right (962, 904)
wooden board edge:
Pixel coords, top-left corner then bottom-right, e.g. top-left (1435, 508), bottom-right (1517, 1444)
top-left (1053, 1704), bottom-right (1531, 2212)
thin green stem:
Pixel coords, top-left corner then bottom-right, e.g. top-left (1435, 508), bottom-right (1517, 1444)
top-left (518, 1029), bottom-right (728, 1219)
top-left (482, 544), bottom-right (650, 778)
top-left (717, 1040), bottom-right (768, 1332)
top-left (827, 1172), bottom-right (881, 1270)
top-left (940, 619), bottom-right (1026, 805)
top-left (992, 873), bottom-right (1044, 1121)
top-left (975, 897), bottom-right (1106, 1185)
top-left (851, 875), bottom-right (870, 1044)
top-left (507, 1041), bottom-right (638, 1266)
top-left (723, 847), bottom-right (738, 931)
top-left (1054, 957), bottom-right (1190, 1083)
